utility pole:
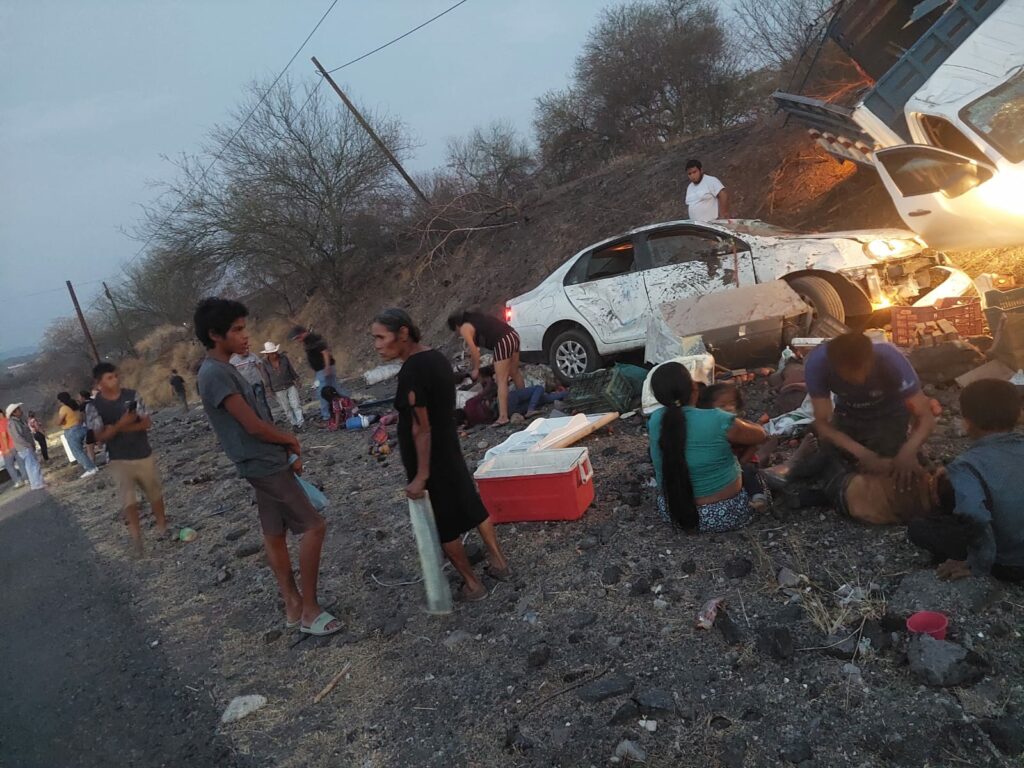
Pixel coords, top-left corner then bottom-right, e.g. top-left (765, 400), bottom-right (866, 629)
top-left (66, 280), bottom-right (100, 364)
top-left (103, 281), bottom-right (136, 355)
top-left (311, 56), bottom-right (430, 205)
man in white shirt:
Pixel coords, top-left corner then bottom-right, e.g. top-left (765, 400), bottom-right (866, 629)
top-left (684, 159), bottom-right (728, 221)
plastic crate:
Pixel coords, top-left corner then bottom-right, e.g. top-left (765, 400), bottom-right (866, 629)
top-left (891, 297), bottom-right (985, 346)
top-left (984, 287), bottom-right (1024, 332)
top-left (474, 448), bottom-right (595, 523)
top-left (566, 367), bottom-right (640, 413)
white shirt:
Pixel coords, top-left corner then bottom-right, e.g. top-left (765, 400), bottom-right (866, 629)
top-left (685, 174), bottom-right (725, 221)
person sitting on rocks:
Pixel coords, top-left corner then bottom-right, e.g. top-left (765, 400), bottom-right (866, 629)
top-left (648, 362), bottom-right (770, 531)
top-left (804, 331), bottom-right (935, 490)
top-left (907, 379), bottom-right (1024, 583)
top-left (697, 382), bottom-right (768, 512)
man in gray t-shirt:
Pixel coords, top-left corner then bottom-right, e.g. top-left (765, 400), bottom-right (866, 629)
top-left (194, 296), bottom-right (342, 638)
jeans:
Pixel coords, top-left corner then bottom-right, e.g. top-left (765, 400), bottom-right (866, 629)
top-left (507, 386), bottom-right (567, 415)
top-left (16, 448), bottom-right (44, 489)
top-left (274, 386), bottom-right (305, 427)
top-left (173, 388), bottom-right (188, 411)
top-left (3, 451), bottom-right (25, 485)
top-left (64, 423), bottom-right (96, 471)
top-left (315, 369), bottom-right (340, 421)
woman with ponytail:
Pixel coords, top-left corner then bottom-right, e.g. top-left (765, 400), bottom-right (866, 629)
top-left (648, 363), bottom-right (769, 532)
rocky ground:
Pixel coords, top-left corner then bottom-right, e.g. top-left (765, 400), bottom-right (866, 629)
top-left (40, 374), bottom-right (1024, 768)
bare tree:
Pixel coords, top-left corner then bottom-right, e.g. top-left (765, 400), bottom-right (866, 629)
top-left (445, 120), bottom-right (536, 200)
top-left (732, 0), bottom-right (834, 72)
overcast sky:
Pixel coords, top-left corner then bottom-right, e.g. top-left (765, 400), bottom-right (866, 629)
top-left (0, 0), bottom-right (604, 355)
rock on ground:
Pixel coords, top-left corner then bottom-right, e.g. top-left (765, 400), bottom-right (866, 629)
top-left (221, 694), bottom-right (267, 724)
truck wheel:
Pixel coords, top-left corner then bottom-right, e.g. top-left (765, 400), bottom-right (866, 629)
top-left (788, 276), bottom-right (846, 335)
top-left (549, 328), bottom-right (601, 384)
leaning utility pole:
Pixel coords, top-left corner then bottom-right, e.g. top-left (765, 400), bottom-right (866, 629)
top-left (103, 281), bottom-right (136, 355)
top-left (311, 56), bottom-right (430, 205)
top-left (66, 280), bottom-right (101, 364)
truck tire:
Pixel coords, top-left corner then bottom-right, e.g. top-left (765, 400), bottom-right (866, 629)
top-left (549, 328), bottom-right (601, 384)
top-left (787, 276), bottom-right (846, 334)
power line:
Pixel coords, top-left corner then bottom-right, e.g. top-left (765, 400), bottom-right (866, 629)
top-left (325, 0), bottom-right (472, 74)
top-left (118, 0), bottom-right (341, 274)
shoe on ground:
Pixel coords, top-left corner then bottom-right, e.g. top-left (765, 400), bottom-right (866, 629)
top-left (81, 469), bottom-right (99, 478)
top-left (13, 482), bottom-right (25, 489)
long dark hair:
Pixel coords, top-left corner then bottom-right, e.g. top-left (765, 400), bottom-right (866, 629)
top-left (375, 308), bottom-right (421, 342)
top-left (57, 391), bottom-right (80, 411)
top-left (651, 363), bottom-right (698, 531)
top-left (446, 310), bottom-right (469, 331)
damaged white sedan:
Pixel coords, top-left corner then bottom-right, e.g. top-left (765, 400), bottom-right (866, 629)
top-left (506, 219), bottom-right (975, 382)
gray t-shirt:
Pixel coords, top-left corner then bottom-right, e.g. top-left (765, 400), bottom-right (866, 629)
top-left (197, 357), bottom-right (289, 478)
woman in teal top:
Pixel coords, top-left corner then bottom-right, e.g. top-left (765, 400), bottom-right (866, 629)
top-left (648, 363), bottom-right (768, 532)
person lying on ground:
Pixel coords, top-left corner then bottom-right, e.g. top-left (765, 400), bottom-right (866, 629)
top-left (374, 308), bottom-right (511, 602)
top-left (85, 362), bottom-right (166, 556)
top-left (805, 331), bottom-right (935, 488)
top-left (195, 297), bottom-right (341, 637)
top-left (456, 366), bottom-right (567, 427)
top-left (648, 362), bottom-right (771, 532)
top-left (766, 357), bottom-right (808, 416)
top-left (448, 310), bottom-right (524, 426)
top-left (767, 434), bottom-right (946, 526)
top-left (907, 378), bottom-right (1024, 583)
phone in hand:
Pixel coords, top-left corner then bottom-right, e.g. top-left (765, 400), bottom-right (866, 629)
top-left (126, 400), bottom-right (138, 413)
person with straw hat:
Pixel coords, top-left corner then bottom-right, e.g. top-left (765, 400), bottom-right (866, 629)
top-left (5, 403), bottom-right (45, 490)
top-left (260, 341), bottom-right (304, 431)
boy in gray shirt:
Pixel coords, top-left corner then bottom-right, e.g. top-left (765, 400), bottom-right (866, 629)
top-left (194, 297), bottom-right (341, 637)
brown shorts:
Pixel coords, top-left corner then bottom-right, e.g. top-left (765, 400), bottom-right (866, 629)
top-left (493, 331), bottom-right (521, 363)
top-left (246, 469), bottom-right (324, 536)
top-left (110, 456), bottom-right (164, 510)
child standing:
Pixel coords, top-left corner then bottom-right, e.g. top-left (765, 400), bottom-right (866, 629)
top-left (195, 297), bottom-right (342, 636)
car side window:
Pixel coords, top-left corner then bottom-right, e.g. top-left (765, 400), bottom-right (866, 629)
top-left (646, 228), bottom-right (742, 268)
top-left (565, 241), bottom-right (636, 286)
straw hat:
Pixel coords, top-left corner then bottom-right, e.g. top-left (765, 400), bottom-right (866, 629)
top-left (5, 403), bottom-right (23, 418)
top-left (259, 341), bottom-right (281, 354)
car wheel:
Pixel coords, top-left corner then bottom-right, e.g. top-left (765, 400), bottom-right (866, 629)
top-left (787, 276), bottom-right (846, 335)
top-left (549, 328), bottom-right (601, 384)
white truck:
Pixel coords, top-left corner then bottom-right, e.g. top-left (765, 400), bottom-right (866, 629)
top-left (774, 0), bottom-right (1024, 251)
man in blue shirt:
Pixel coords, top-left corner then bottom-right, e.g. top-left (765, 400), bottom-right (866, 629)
top-left (908, 379), bottom-right (1024, 583)
top-left (804, 332), bottom-right (935, 490)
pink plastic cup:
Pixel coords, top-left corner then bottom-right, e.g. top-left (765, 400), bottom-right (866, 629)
top-left (906, 611), bottom-right (948, 640)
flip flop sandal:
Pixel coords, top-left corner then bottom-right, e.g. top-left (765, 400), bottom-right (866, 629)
top-left (485, 564), bottom-right (512, 582)
top-left (285, 618), bottom-right (301, 629)
top-left (456, 584), bottom-right (489, 602)
top-left (300, 611), bottom-right (343, 637)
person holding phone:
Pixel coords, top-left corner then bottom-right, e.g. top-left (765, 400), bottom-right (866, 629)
top-left (85, 362), bottom-right (167, 556)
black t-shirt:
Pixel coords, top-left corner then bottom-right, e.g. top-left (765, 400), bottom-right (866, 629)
top-left (303, 333), bottom-right (334, 372)
top-left (169, 375), bottom-right (185, 392)
top-left (464, 312), bottom-right (514, 350)
top-left (395, 349), bottom-right (458, 480)
top-left (85, 388), bottom-right (152, 461)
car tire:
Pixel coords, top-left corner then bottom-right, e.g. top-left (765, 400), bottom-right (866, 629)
top-left (549, 328), bottom-right (601, 384)
top-left (787, 276), bottom-right (846, 334)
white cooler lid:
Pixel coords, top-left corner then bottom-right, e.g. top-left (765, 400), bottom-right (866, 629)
top-left (474, 447), bottom-right (589, 480)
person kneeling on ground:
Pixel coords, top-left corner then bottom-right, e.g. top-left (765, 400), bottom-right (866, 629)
top-left (373, 308), bottom-right (510, 602)
top-left (86, 363), bottom-right (167, 555)
top-left (907, 379), bottom-right (1024, 583)
top-left (457, 366), bottom-right (567, 427)
top-left (649, 363), bottom-right (770, 532)
top-left (804, 332), bottom-right (935, 488)
top-left (195, 297), bottom-right (341, 636)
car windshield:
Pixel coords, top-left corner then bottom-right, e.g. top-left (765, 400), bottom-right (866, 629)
top-left (960, 69), bottom-right (1024, 163)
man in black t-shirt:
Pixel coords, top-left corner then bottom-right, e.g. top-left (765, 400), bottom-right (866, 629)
top-left (86, 362), bottom-right (167, 556)
top-left (289, 326), bottom-right (340, 423)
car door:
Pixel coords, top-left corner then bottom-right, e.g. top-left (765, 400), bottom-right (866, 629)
top-left (874, 145), bottom-right (1023, 250)
top-left (563, 237), bottom-right (651, 345)
top-left (638, 225), bottom-right (757, 311)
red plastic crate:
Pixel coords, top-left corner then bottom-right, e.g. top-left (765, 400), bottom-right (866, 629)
top-left (891, 297), bottom-right (984, 346)
top-left (474, 448), bottom-right (595, 523)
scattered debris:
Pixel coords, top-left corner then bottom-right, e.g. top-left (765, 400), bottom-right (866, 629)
top-left (696, 597), bottom-right (725, 630)
top-left (221, 695), bottom-right (267, 724)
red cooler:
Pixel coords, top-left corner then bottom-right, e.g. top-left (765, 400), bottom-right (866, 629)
top-left (474, 447), bottom-right (595, 523)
